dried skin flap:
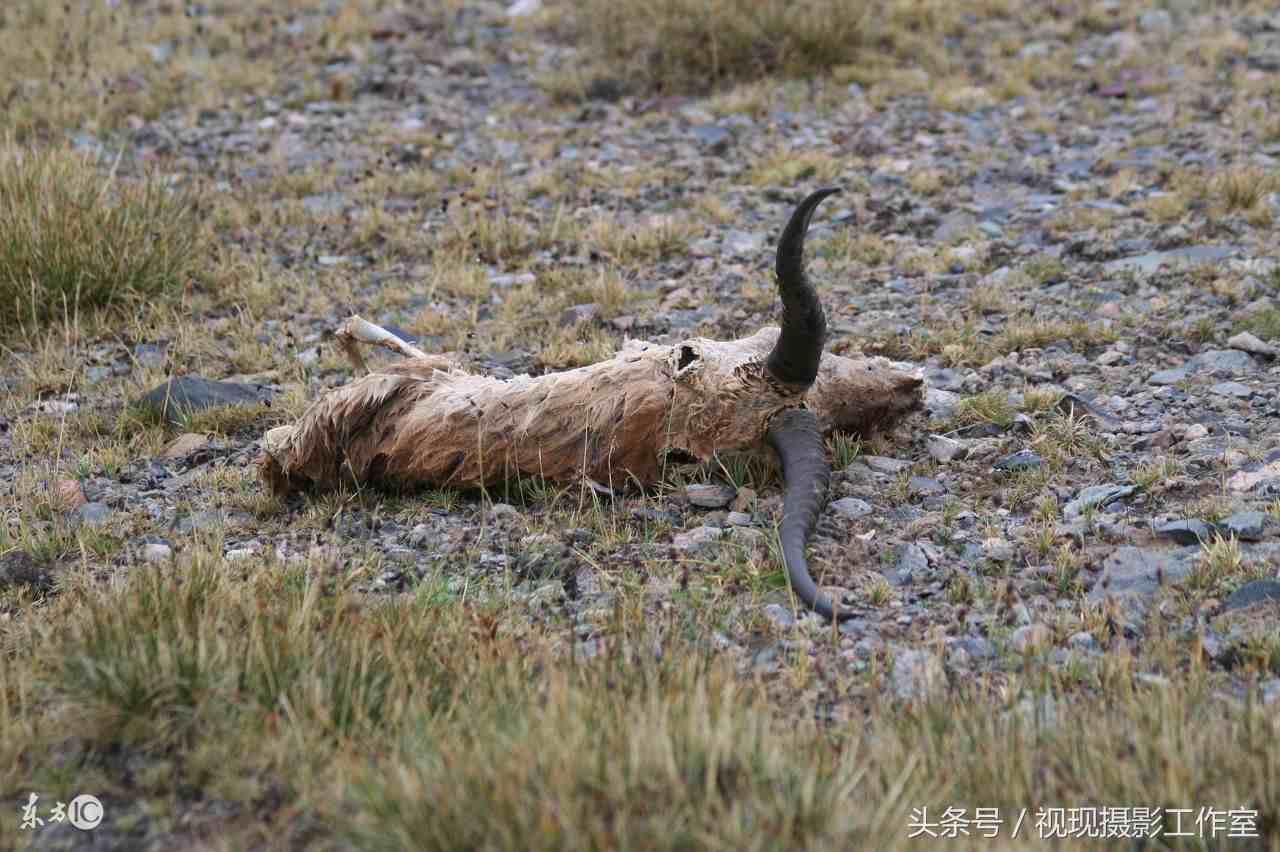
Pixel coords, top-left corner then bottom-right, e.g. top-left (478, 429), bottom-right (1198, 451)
top-left (260, 327), bottom-right (922, 496)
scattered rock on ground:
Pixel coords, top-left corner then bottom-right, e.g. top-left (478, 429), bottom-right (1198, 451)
top-left (137, 376), bottom-right (273, 424)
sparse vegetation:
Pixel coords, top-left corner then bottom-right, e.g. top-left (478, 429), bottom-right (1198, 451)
top-left (544, 0), bottom-right (874, 96)
top-left (3, 0), bottom-right (1280, 847)
top-left (0, 146), bottom-right (200, 335)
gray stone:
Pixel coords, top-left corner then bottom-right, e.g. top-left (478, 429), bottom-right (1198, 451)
top-left (1063, 484), bottom-right (1137, 520)
top-left (993, 449), bottom-right (1043, 472)
top-left (489, 502), bottom-right (520, 520)
top-left (1154, 519), bottom-right (1214, 545)
top-left (72, 502), bottom-right (113, 527)
top-left (890, 649), bottom-right (946, 702)
top-left (489, 271), bottom-right (536, 288)
top-left (142, 543), bottom-right (173, 563)
top-left (1218, 511), bottom-right (1266, 542)
top-left (945, 636), bottom-right (996, 664)
top-left (908, 476), bottom-right (945, 497)
top-left (137, 376), bottom-right (273, 425)
top-left (1148, 365), bottom-right (1190, 385)
top-left (730, 527), bottom-right (766, 550)
top-left (723, 229), bottom-right (763, 255)
top-left (1223, 579), bottom-right (1280, 612)
top-left (1190, 349), bottom-right (1255, 375)
top-left (1228, 460), bottom-right (1280, 493)
top-left (925, 388), bottom-right (961, 419)
top-left (690, 123), bottom-right (732, 152)
top-left (725, 511), bottom-right (753, 526)
top-left (830, 497), bottom-right (873, 519)
top-left (1210, 381), bottom-right (1253, 398)
top-left (175, 510), bottom-right (225, 533)
top-left (408, 523), bottom-right (432, 547)
top-left (932, 211), bottom-right (977, 242)
top-left (762, 603), bottom-right (795, 630)
top-left (926, 434), bottom-right (965, 462)
top-left (685, 483), bottom-right (737, 509)
top-left (864, 455), bottom-right (912, 474)
top-left (672, 525), bottom-right (725, 555)
top-left (558, 303), bottom-right (599, 327)
top-left (1103, 244), bottom-right (1236, 276)
top-left (1227, 331), bottom-right (1278, 358)
top-left (1087, 546), bottom-right (1197, 611)
top-left (891, 542), bottom-right (929, 586)
top-left (981, 537), bottom-right (1015, 562)
top-left (1067, 631), bottom-right (1101, 653)
top-left (133, 342), bottom-right (167, 369)
top-left (384, 546), bottom-right (417, 565)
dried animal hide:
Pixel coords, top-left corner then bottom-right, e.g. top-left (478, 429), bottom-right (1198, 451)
top-left (259, 189), bottom-right (923, 619)
top-left (260, 327), bottom-right (919, 495)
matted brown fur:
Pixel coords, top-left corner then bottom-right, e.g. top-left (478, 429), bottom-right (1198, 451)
top-left (259, 325), bottom-right (922, 496)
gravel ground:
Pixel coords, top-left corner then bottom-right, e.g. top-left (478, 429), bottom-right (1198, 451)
top-left (4, 3), bottom-right (1280, 843)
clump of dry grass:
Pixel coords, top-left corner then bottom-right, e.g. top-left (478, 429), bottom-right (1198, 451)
top-left (0, 145), bottom-right (200, 336)
top-left (545, 0), bottom-right (875, 95)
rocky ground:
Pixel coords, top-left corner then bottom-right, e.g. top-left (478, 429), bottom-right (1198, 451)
top-left (3, 1), bottom-right (1280, 848)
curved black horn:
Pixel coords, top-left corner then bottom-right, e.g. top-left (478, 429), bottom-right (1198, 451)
top-left (766, 187), bottom-right (840, 388)
top-left (766, 407), bottom-right (847, 621)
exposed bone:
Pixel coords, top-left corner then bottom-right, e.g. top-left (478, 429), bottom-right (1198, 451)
top-left (259, 189), bottom-right (924, 619)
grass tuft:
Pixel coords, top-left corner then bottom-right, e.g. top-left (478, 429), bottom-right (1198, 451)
top-left (0, 145), bottom-right (200, 336)
top-left (547, 0), bottom-right (874, 95)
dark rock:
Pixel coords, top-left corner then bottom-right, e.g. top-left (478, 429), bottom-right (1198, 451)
top-left (133, 342), bottom-right (168, 369)
top-left (0, 550), bottom-right (50, 591)
top-left (1154, 519), bottom-right (1214, 545)
top-left (1217, 511), bottom-right (1267, 542)
top-left (864, 455), bottom-right (912, 474)
top-left (174, 510), bottom-right (226, 534)
top-left (890, 542), bottom-right (928, 586)
top-left (1223, 580), bottom-right (1280, 612)
top-left (762, 603), bottom-right (795, 630)
top-left (1067, 631), bottom-right (1101, 653)
top-left (690, 123), bottom-right (732, 153)
top-left (1057, 393), bottom-right (1120, 428)
top-left (908, 476), bottom-right (946, 497)
top-left (1087, 546), bottom-right (1197, 612)
top-left (558, 303), bottom-right (599, 327)
top-left (994, 449), bottom-right (1043, 472)
top-left (1190, 349), bottom-right (1256, 375)
top-left (684, 483), bottom-right (736, 509)
top-left (137, 376), bottom-right (273, 425)
top-left (1210, 381), bottom-right (1252, 398)
top-left (1148, 365), bottom-right (1190, 385)
top-left (926, 434), bottom-right (965, 462)
top-left (830, 497), bottom-right (873, 519)
top-left (71, 502), bottom-right (113, 527)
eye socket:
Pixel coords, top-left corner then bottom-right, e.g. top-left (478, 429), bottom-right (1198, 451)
top-left (677, 345), bottom-right (699, 371)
